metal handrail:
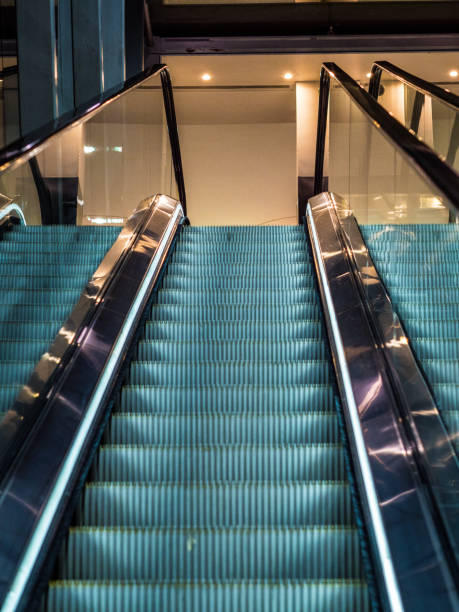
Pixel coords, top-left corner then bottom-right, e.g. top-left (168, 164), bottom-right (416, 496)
top-left (313, 62), bottom-right (459, 214)
top-left (369, 60), bottom-right (459, 111)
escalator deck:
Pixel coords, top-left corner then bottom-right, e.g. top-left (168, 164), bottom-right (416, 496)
top-left (47, 225), bottom-right (371, 611)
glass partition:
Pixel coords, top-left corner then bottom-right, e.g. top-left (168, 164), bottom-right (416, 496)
top-left (376, 71), bottom-right (459, 173)
top-left (0, 67), bottom-right (179, 444)
top-left (328, 81), bottom-right (450, 224)
top-left (0, 71), bottom-right (178, 227)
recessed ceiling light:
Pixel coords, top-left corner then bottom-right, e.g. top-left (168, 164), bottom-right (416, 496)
top-left (283, 72), bottom-right (293, 80)
top-left (449, 69), bottom-right (458, 78)
top-left (201, 73), bottom-right (212, 81)
top-left (366, 73), bottom-right (372, 79)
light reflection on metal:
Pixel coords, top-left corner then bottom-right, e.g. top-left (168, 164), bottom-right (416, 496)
top-left (307, 191), bottom-right (459, 612)
top-left (0, 194), bottom-right (184, 612)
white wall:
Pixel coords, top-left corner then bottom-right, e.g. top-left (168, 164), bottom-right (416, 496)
top-left (179, 122), bottom-right (297, 226)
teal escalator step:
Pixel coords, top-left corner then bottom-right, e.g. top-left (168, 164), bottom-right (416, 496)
top-left (149, 304), bottom-right (320, 322)
top-left (387, 288), bottom-right (459, 303)
top-left (166, 262), bottom-right (308, 275)
top-left (59, 527), bottom-right (362, 581)
top-left (0, 276), bottom-right (92, 290)
top-left (172, 251), bottom-right (309, 264)
top-left (0, 385), bottom-right (23, 411)
top-left (0, 361), bottom-right (37, 385)
top-left (136, 339), bottom-right (327, 362)
top-left (418, 359), bottom-right (459, 384)
top-left (370, 273), bottom-right (459, 289)
top-left (0, 340), bottom-right (49, 361)
top-left (390, 302), bottom-right (459, 320)
top-left (128, 361), bottom-right (330, 385)
top-left (144, 321), bottom-right (323, 341)
top-left (0, 264), bottom-right (99, 276)
top-left (0, 304), bottom-right (72, 322)
top-left (398, 319), bottom-right (459, 337)
top-left (94, 444), bottom-right (345, 482)
top-left (106, 413), bottom-right (339, 445)
top-left (161, 275), bottom-right (313, 291)
top-left (117, 385), bottom-right (335, 414)
top-left (80, 482), bottom-right (352, 527)
top-left (0, 321), bottom-right (61, 340)
top-left (155, 288), bottom-right (317, 305)
top-left (433, 384), bottom-right (459, 411)
top-left (46, 581), bottom-right (371, 612)
top-left (0, 289), bottom-right (82, 306)
top-left (407, 338), bottom-right (459, 360)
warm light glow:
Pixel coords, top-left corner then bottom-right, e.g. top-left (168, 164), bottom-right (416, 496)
top-left (449, 70), bottom-right (458, 78)
top-left (366, 73), bottom-right (372, 79)
top-left (83, 145), bottom-right (96, 154)
top-left (201, 73), bottom-right (212, 81)
top-left (283, 72), bottom-right (293, 80)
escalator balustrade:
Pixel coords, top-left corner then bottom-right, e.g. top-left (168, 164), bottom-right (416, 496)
top-left (362, 224), bottom-right (459, 454)
top-left (46, 225), bottom-right (372, 611)
top-left (0, 224), bottom-right (120, 418)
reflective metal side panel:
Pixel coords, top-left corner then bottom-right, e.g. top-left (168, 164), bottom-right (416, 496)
top-left (306, 192), bottom-right (458, 612)
top-left (0, 194), bottom-right (183, 612)
top-left (331, 194), bottom-right (459, 568)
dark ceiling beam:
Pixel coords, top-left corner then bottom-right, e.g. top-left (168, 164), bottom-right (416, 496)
top-left (147, 1), bottom-right (459, 38)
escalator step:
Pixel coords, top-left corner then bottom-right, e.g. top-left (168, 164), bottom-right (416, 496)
top-left (135, 340), bottom-right (327, 361)
top-left (46, 581), bottom-right (370, 612)
top-left (116, 385), bottom-right (335, 414)
top-left (59, 527), bottom-right (362, 580)
top-left (149, 304), bottom-right (321, 321)
top-left (93, 444), bottom-right (345, 482)
top-left (143, 321), bottom-right (323, 341)
top-left (155, 288), bottom-right (317, 305)
top-left (106, 413), bottom-right (339, 444)
top-left (80, 482), bottom-right (352, 527)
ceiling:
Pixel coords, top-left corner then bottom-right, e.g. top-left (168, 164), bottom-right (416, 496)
top-left (93, 51), bottom-right (459, 125)
top-left (163, 51), bottom-right (459, 86)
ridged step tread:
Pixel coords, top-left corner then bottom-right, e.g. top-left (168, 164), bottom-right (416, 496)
top-left (79, 482), bottom-right (352, 527)
top-left (46, 580), bottom-right (370, 612)
top-left (116, 385), bottom-right (335, 414)
top-left (154, 288), bottom-right (318, 305)
top-left (143, 321), bottom-right (323, 341)
top-left (93, 445), bottom-right (345, 482)
top-left (59, 527), bottom-right (362, 580)
top-left (135, 340), bottom-right (328, 362)
top-left (148, 304), bottom-right (321, 322)
top-left (105, 413), bottom-right (339, 444)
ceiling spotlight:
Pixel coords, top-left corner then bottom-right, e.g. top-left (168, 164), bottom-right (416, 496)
top-left (283, 72), bottom-right (293, 80)
top-left (366, 73), bottom-right (372, 79)
top-left (201, 73), bottom-right (212, 81)
top-left (449, 69), bottom-right (458, 78)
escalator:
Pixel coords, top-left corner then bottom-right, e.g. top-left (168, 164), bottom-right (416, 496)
top-left (46, 224), bottom-right (371, 610)
top-left (0, 59), bottom-right (456, 612)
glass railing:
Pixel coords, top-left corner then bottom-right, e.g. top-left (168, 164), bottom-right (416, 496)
top-left (325, 69), bottom-right (455, 224)
top-left (369, 61), bottom-right (459, 174)
top-left (0, 63), bottom-right (184, 473)
top-left (0, 68), bottom-right (181, 227)
top-left (314, 61), bottom-right (459, 603)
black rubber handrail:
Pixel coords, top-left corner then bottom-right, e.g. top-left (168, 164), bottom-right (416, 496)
top-left (369, 60), bottom-right (459, 111)
top-left (314, 62), bottom-right (459, 214)
top-left (0, 63), bottom-right (187, 215)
